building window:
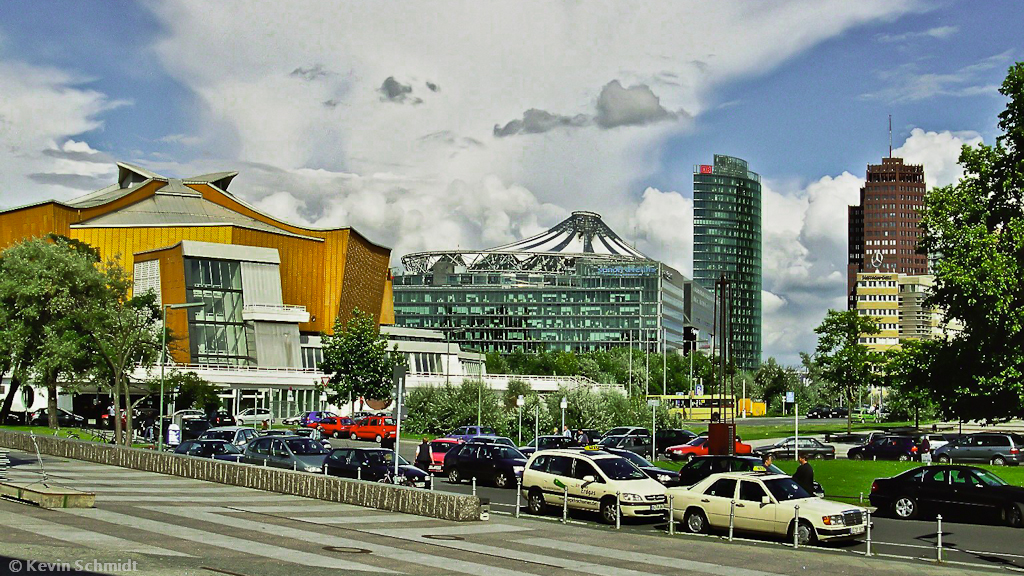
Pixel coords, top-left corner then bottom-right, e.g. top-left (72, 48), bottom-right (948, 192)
top-left (185, 258), bottom-right (251, 366)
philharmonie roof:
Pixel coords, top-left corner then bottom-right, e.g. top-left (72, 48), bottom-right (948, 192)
top-left (401, 211), bottom-right (649, 274)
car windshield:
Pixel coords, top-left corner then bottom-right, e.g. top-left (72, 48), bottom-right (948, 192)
top-left (203, 431), bottom-right (234, 441)
top-left (206, 442), bottom-right (241, 455)
top-left (364, 450), bottom-right (409, 466)
top-left (480, 427), bottom-right (497, 435)
top-left (764, 478), bottom-right (812, 501)
top-left (687, 438), bottom-right (707, 447)
top-left (490, 447), bottom-right (525, 460)
top-left (974, 469), bottom-right (1009, 487)
top-left (605, 428), bottom-right (631, 436)
top-left (431, 442), bottom-right (456, 453)
top-left (617, 450), bottom-right (652, 467)
top-left (594, 457), bottom-right (647, 480)
top-left (286, 439), bottom-right (328, 455)
top-left (598, 436), bottom-right (624, 446)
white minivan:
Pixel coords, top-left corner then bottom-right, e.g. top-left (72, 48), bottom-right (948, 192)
top-left (235, 408), bottom-right (274, 426)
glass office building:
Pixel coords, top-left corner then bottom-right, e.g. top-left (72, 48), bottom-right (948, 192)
top-left (693, 155), bottom-right (762, 371)
top-left (393, 211), bottom-right (715, 354)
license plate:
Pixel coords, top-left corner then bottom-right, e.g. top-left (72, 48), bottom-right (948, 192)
top-left (650, 504), bottom-right (668, 510)
top-left (852, 525), bottom-right (865, 535)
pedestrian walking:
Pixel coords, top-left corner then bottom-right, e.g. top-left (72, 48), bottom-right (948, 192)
top-left (793, 455), bottom-right (814, 494)
top-left (576, 429), bottom-right (589, 445)
top-left (415, 438), bottom-right (432, 472)
top-left (562, 425), bottom-right (572, 438)
top-left (920, 435), bottom-right (932, 463)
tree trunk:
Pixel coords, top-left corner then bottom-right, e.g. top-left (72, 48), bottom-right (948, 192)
top-left (122, 380), bottom-right (134, 446)
top-left (847, 391), bottom-right (853, 434)
top-left (112, 385), bottom-right (123, 446)
top-left (0, 372), bottom-right (22, 422)
top-left (47, 377), bottom-right (59, 429)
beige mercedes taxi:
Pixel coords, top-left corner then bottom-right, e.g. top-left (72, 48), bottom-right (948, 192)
top-left (667, 471), bottom-right (868, 545)
top-left (521, 447), bottom-right (668, 524)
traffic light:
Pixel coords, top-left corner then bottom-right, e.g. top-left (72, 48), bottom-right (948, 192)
top-left (683, 327), bottom-right (697, 353)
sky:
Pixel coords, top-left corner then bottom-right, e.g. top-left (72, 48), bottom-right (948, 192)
top-left (0, 0), bottom-right (1019, 365)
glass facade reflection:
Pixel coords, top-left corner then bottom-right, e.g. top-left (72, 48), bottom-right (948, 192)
top-left (693, 155), bottom-right (762, 371)
top-left (394, 258), bottom-right (711, 354)
top-left (184, 257), bottom-right (252, 365)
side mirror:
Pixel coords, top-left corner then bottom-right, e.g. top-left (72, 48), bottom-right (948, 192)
top-left (582, 475), bottom-right (596, 484)
top-left (761, 496), bottom-right (771, 505)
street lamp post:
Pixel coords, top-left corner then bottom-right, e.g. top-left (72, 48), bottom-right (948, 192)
top-left (559, 396), bottom-right (567, 434)
top-left (158, 301), bottom-right (204, 451)
top-left (516, 395), bottom-right (525, 445)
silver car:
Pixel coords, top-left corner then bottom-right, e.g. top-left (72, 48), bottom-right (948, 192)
top-left (200, 426), bottom-right (259, 447)
top-left (242, 435), bottom-right (329, 473)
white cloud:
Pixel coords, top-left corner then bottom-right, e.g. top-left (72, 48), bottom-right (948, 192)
top-left (0, 60), bottom-right (123, 205)
top-left (862, 50), bottom-right (1011, 103)
top-left (140, 0), bottom-right (920, 258)
top-left (876, 25), bottom-right (958, 43)
top-left (893, 127), bottom-right (983, 189)
top-left (632, 187), bottom-right (693, 276)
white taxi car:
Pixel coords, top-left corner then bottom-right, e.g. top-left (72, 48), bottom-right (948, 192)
top-left (521, 448), bottom-right (667, 524)
top-left (667, 472), bottom-right (868, 545)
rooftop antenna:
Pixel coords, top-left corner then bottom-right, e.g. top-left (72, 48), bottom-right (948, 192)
top-left (888, 115), bottom-right (892, 158)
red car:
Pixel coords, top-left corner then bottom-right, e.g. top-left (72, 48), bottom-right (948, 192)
top-left (415, 437), bottom-right (463, 474)
top-left (349, 415), bottom-right (397, 442)
top-left (667, 437), bottom-right (752, 461)
top-left (311, 416), bottom-right (356, 439)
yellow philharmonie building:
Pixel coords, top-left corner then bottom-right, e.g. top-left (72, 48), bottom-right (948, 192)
top-left (0, 162), bottom-right (394, 418)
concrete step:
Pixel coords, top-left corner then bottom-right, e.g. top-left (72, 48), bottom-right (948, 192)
top-left (0, 481), bottom-right (96, 508)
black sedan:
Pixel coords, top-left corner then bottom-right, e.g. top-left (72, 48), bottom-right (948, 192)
top-left (602, 448), bottom-right (681, 486)
top-left (654, 429), bottom-right (697, 456)
top-left (174, 439), bottom-right (244, 462)
top-left (325, 447), bottom-right (429, 488)
top-left (597, 435), bottom-right (653, 459)
top-left (806, 406), bottom-right (832, 419)
top-left (753, 437), bottom-right (836, 460)
top-left (848, 436), bottom-right (918, 461)
top-left (677, 455), bottom-right (825, 497)
top-left (870, 465), bottom-right (1023, 527)
top-left (443, 442), bottom-right (526, 488)
top-left (519, 435), bottom-right (580, 456)
top-left (29, 408), bottom-right (85, 427)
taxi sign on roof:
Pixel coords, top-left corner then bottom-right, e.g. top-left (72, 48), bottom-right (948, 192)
top-left (584, 445), bottom-right (601, 451)
top-left (752, 465), bottom-right (767, 472)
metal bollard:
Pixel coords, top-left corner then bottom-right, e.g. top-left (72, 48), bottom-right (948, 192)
top-left (859, 491), bottom-right (863, 504)
top-left (293, 461), bottom-right (297, 471)
top-left (323, 466), bottom-right (328, 476)
top-left (357, 466), bottom-right (362, 480)
top-left (515, 477), bottom-right (521, 518)
top-left (429, 474), bottom-right (434, 491)
top-left (562, 487), bottom-right (569, 524)
top-left (728, 500), bottom-right (736, 541)
top-left (472, 477), bottom-right (477, 497)
top-left (263, 458), bottom-right (267, 467)
top-left (793, 505), bottom-right (801, 549)
top-left (865, 509), bottom-right (872, 557)
top-left (936, 514), bottom-right (943, 562)
top-left (615, 492), bottom-right (621, 530)
top-left (667, 493), bottom-right (674, 535)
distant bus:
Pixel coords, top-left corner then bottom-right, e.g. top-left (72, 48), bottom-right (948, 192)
top-left (648, 394), bottom-right (737, 422)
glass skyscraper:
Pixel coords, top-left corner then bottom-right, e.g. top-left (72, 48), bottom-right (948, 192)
top-left (693, 155), bottom-right (762, 371)
top-left (392, 211), bottom-right (715, 355)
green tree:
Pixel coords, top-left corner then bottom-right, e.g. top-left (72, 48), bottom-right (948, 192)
top-left (84, 263), bottom-right (163, 445)
top-left (166, 371), bottom-right (221, 413)
top-left (916, 62), bottom-right (1024, 422)
top-left (320, 308), bottom-right (404, 406)
top-left (0, 237), bottom-right (110, 428)
top-left (754, 357), bottom-right (795, 412)
top-left (814, 309), bottom-right (883, 433)
top-left (485, 351), bottom-right (510, 374)
top-left (884, 339), bottom-right (941, 427)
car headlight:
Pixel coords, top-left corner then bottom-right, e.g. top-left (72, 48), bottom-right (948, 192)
top-left (657, 474), bottom-right (672, 483)
top-left (822, 514), bottom-right (845, 526)
top-left (513, 466), bottom-right (525, 475)
top-left (620, 493), bottom-right (643, 503)
top-left (305, 466), bottom-right (322, 473)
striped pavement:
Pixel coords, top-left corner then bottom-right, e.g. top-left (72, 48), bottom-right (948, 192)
top-left (0, 452), bottom-right (913, 576)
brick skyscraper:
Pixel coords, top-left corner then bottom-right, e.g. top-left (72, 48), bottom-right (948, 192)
top-left (847, 157), bottom-right (928, 309)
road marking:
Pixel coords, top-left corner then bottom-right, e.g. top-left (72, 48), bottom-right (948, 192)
top-left (517, 537), bottom-right (789, 576)
top-left (291, 513), bottom-right (426, 524)
top-left (0, 510), bottom-right (191, 557)
top-left (105, 495), bottom-right (302, 503)
top-left (146, 506), bottom-right (528, 576)
top-left (366, 523), bottom-right (532, 537)
top-left (361, 526), bottom-right (657, 576)
top-left (224, 503), bottom-right (366, 514)
top-left (60, 508), bottom-right (390, 572)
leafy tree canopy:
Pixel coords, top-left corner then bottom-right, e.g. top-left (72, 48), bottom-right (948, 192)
top-left (814, 309), bottom-right (882, 432)
top-left (320, 308), bottom-right (404, 404)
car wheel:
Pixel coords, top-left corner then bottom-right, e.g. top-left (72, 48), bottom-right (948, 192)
top-left (494, 471), bottom-right (510, 489)
top-left (851, 453), bottom-right (864, 461)
top-left (992, 456), bottom-right (1007, 466)
top-left (789, 520), bottom-right (817, 546)
top-left (1005, 504), bottom-right (1023, 528)
top-left (350, 433), bottom-right (357, 441)
top-left (528, 489), bottom-right (547, 515)
top-left (448, 468), bottom-right (461, 484)
top-left (937, 454), bottom-right (950, 463)
top-left (600, 497), bottom-right (619, 525)
top-left (892, 495), bottom-right (919, 519)
top-left (813, 453), bottom-right (824, 460)
top-left (684, 508), bottom-right (708, 534)
top-left (897, 454), bottom-right (910, 462)
top-left (333, 431), bottom-right (341, 439)
top-left (685, 453), bottom-right (695, 463)
top-left (375, 434), bottom-right (383, 443)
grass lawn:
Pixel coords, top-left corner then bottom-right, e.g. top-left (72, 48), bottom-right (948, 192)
top-left (655, 458), bottom-right (1024, 503)
top-left (675, 421), bottom-right (930, 442)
